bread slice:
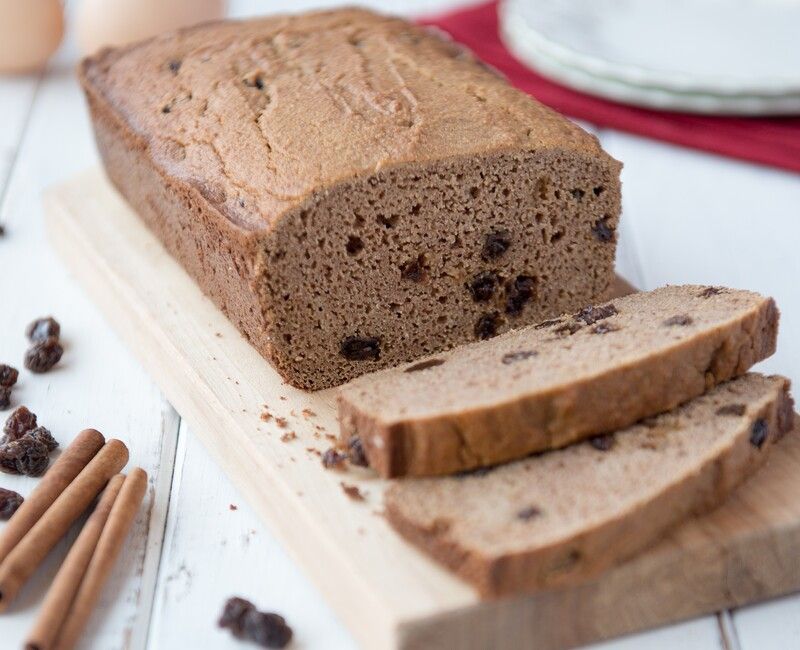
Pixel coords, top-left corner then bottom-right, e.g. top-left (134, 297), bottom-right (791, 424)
top-left (339, 285), bottom-right (778, 477)
top-left (385, 373), bottom-right (794, 597)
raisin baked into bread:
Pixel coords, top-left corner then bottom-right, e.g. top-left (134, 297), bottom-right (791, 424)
top-left (386, 373), bottom-right (795, 597)
top-left (339, 285), bottom-right (779, 477)
top-left (78, 8), bottom-right (621, 389)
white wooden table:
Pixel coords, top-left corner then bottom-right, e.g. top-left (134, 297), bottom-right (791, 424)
top-left (2, 1), bottom-right (799, 648)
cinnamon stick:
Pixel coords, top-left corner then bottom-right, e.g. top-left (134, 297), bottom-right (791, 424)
top-left (0, 429), bottom-right (105, 563)
top-left (24, 475), bottom-right (125, 650)
top-left (51, 468), bottom-right (147, 650)
top-left (0, 439), bottom-right (129, 611)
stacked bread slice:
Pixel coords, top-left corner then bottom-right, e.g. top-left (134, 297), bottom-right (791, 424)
top-left (336, 285), bottom-right (795, 596)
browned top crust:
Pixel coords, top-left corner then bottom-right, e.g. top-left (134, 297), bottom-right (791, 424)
top-left (79, 8), bottom-right (611, 231)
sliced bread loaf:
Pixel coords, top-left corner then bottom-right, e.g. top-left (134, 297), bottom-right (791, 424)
top-left (339, 285), bottom-right (779, 477)
top-left (80, 8), bottom-right (621, 390)
top-left (385, 373), bottom-right (795, 597)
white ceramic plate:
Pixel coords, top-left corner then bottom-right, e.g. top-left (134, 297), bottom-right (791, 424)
top-left (500, 8), bottom-right (800, 115)
top-left (500, 0), bottom-right (800, 112)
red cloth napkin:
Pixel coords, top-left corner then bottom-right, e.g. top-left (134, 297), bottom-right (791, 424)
top-left (421, 1), bottom-right (800, 173)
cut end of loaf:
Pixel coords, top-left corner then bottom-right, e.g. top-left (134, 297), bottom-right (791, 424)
top-left (262, 150), bottom-right (620, 389)
top-left (78, 7), bottom-right (622, 391)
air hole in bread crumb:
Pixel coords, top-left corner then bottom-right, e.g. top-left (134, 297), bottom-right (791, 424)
top-left (400, 255), bottom-right (429, 282)
top-left (377, 214), bottom-right (399, 228)
top-left (536, 177), bottom-right (550, 199)
top-left (470, 186), bottom-right (480, 199)
top-left (345, 236), bottom-right (364, 256)
top-left (593, 186), bottom-right (605, 196)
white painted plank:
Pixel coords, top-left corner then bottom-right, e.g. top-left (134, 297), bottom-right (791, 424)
top-left (147, 420), bottom-right (357, 650)
top-left (600, 132), bottom-right (800, 387)
top-left (718, 611), bottom-right (741, 650)
top-left (734, 594), bottom-right (800, 650)
top-left (588, 616), bottom-right (724, 650)
top-left (0, 26), bottom-right (181, 650)
top-left (0, 76), bottom-right (39, 204)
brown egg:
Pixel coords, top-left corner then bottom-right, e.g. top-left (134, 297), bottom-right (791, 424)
top-left (0, 0), bottom-right (64, 74)
top-left (77, 0), bottom-right (227, 56)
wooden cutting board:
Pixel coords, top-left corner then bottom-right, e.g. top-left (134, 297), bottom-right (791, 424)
top-left (44, 168), bottom-right (800, 650)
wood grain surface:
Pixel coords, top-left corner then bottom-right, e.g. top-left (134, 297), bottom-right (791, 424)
top-left (42, 168), bottom-right (800, 650)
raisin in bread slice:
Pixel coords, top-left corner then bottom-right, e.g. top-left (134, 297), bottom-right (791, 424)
top-left (386, 373), bottom-right (794, 597)
top-left (339, 285), bottom-right (778, 477)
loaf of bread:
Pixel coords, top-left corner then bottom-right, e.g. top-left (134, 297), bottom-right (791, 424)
top-left (78, 8), bottom-right (621, 389)
top-left (339, 285), bottom-right (779, 477)
top-left (386, 373), bottom-right (795, 597)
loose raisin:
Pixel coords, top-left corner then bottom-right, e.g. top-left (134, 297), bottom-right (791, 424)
top-left (242, 610), bottom-right (293, 648)
top-left (340, 336), bottom-right (380, 361)
top-left (0, 364), bottom-right (18, 387)
top-left (663, 315), bottom-right (693, 327)
top-left (482, 230), bottom-right (511, 260)
top-left (24, 338), bottom-right (64, 373)
top-left (574, 304), bottom-right (617, 325)
top-left (25, 317), bottom-right (61, 342)
top-left (0, 387), bottom-right (10, 411)
top-left (219, 597), bottom-right (293, 649)
top-left (590, 434), bottom-right (615, 451)
top-left (0, 437), bottom-right (50, 476)
top-left (219, 597), bottom-right (254, 635)
top-left (347, 436), bottom-right (368, 467)
top-left (591, 217), bottom-right (615, 242)
top-left (505, 275), bottom-right (536, 315)
top-left (321, 448), bottom-right (347, 469)
top-left (0, 487), bottom-right (24, 520)
top-left (474, 312), bottom-right (501, 340)
top-left (750, 418), bottom-right (768, 449)
top-left (3, 406), bottom-right (37, 440)
top-left (27, 426), bottom-right (59, 452)
top-left (467, 272), bottom-right (498, 302)
top-left (501, 350), bottom-right (537, 365)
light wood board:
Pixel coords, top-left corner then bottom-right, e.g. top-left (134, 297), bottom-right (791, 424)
top-left (44, 168), bottom-right (800, 650)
